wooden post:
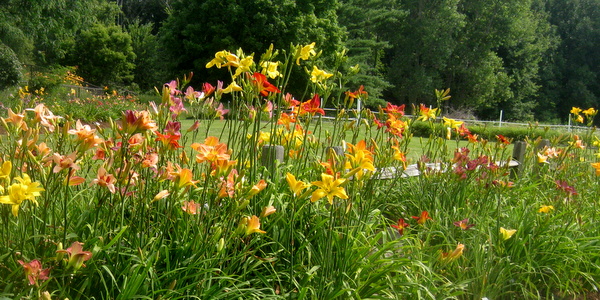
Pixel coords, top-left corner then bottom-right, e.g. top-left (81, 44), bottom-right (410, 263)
top-left (261, 145), bottom-right (284, 174)
top-left (326, 146), bottom-right (344, 160)
top-left (511, 141), bottom-right (527, 178)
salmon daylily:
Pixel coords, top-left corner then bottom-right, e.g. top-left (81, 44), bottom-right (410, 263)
top-left (441, 243), bottom-right (465, 262)
top-left (181, 200), bottom-right (203, 215)
top-left (311, 173), bottom-right (348, 204)
top-left (56, 241), bottom-right (93, 271)
top-left (18, 259), bottom-right (50, 286)
top-left (246, 179), bottom-right (267, 198)
top-left (244, 215), bottom-right (267, 235)
top-left (261, 205), bottom-right (276, 218)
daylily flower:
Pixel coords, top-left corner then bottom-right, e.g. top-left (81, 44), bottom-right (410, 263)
top-left (246, 179), bottom-right (267, 198)
top-left (582, 107), bottom-right (597, 116)
top-left (441, 243), bottom-right (465, 262)
top-left (569, 135), bottom-right (585, 149)
top-left (383, 102), bottom-right (405, 117)
top-left (260, 61), bottom-right (281, 79)
top-left (233, 56), bottom-right (254, 77)
top-left (538, 205), bottom-right (554, 213)
top-left (26, 103), bottom-right (61, 132)
top-left (296, 42), bottom-right (316, 65)
top-left (260, 205), bottom-right (276, 218)
top-left (555, 180), bottom-right (577, 196)
top-left (155, 131), bottom-right (183, 150)
top-left (244, 215), bottom-right (266, 235)
top-left (570, 107), bottom-right (582, 115)
top-left (299, 94), bottom-right (325, 116)
top-left (443, 117), bottom-right (463, 129)
top-left (181, 200), bottom-right (202, 215)
top-left (453, 218), bottom-right (475, 230)
top-left (251, 72), bottom-right (280, 96)
top-left (152, 190), bottom-right (170, 202)
top-left (417, 104), bottom-right (438, 121)
top-left (5, 108), bottom-right (29, 131)
top-left (311, 173), bottom-right (348, 204)
top-left (0, 174), bottom-right (45, 216)
top-left (222, 81), bottom-right (243, 94)
top-left (17, 259), bottom-right (50, 285)
top-left (411, 211), bottom-right (433, 225)
top-left (90, 167), bottom-right (117, 194)
top-left (0, 160), bottom-right (12, 181)
top-left (169, 166), bottom-right (198, 190)
top-left (591, 162), bottom-right (600, 176)
top-left (56, 241), bottom-right (93, 271)
top-left (391, 218), bottom-right (410, 235)
top-left (121, 110), bottom-right (157, 134)
top-left (500, 227), bottom-right (517, 240)
top-left (206, 50), bottom-right (236, 69)
top-left (310, 66), bottom-right (333, 83)
top-left (286, 172), bottom-right (310, 197)
top-left (537, 152), bottom-right (549, 164)
top-left (346, 85), bottom-right (368, 100)
top-left (496, 134), bottom-right (510, 145)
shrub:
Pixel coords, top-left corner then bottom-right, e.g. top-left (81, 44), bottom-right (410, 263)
top-left (0, 43), bottom-right (22, 90)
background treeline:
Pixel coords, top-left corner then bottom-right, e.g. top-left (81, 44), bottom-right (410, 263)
top-left (0, 0), bottom-right (598, 122)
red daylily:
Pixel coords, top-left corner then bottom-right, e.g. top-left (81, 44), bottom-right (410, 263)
top-left (391, 218), bottom-right (410, 235)
top-left (411, 211), bottom-right (433, 225)
top-left (251, 72), bottom-right (280, 97)
top-left (496, 134), bottom-right (510, 145)
top-left (346, 85), bottom-right (368, 99)
top-left (383, 102), bottom-right (405, 117)
top-left (299, 94), bottom-right (325, 116)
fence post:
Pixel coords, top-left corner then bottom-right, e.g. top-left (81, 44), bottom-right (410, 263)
top-left (511, 141), bottom-right (527, 178)
top-left (326, 146), bottom-right (344, 160)
top-left (261, 145), bottom-right (284, 175)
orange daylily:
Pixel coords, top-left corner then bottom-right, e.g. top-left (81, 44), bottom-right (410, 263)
top-left (411, 211), bottom-right (432, 225)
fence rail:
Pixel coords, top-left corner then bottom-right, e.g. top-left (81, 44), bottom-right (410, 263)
top-left (321, 108), bottom-right (591, 133)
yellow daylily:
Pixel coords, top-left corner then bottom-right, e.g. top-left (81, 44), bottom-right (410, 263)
top-left (296, 42), bottom-right (316, 65)
top-left (222, 81), bottom-right (243, 94)
top-left (591, 162), bottom-right (600, 175)
top-left (570, 107), bottom-right (582, 115)
top-left (286, 172), bottom-right (310, 197)
top-left (500, 227), bottom-right (517, 241)
top-left (0, 161), bottom-right (11, 181)
top-left (310, 66), bottom-right (333, 83)
top-left (0, 175), bottom-right (45, 216)
top-left (443, 117), bottom-right (463, 129)
top-left (538, 205), bottom-right (554, 213)
top-left (260, 61), bottom-right (281, 79)
top-left (311, 173), bottom-right (348, 204)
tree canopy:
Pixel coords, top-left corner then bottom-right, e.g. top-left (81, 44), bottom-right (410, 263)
top-left (1, 0), bottom-right (599, 122)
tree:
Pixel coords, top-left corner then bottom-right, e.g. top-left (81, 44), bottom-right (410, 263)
top-left (381, 0), bottom-right (465, 107)
top-left (538, 0), bottom-right (600, 122)
top-left (69, 23), bottom-right (136, 86)
top-left (127, 20), bottom-right (162, 91)
top-left (159, 0), bottom-right (345, 86)
top-left (338, 0), bottom-right (401, 107)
